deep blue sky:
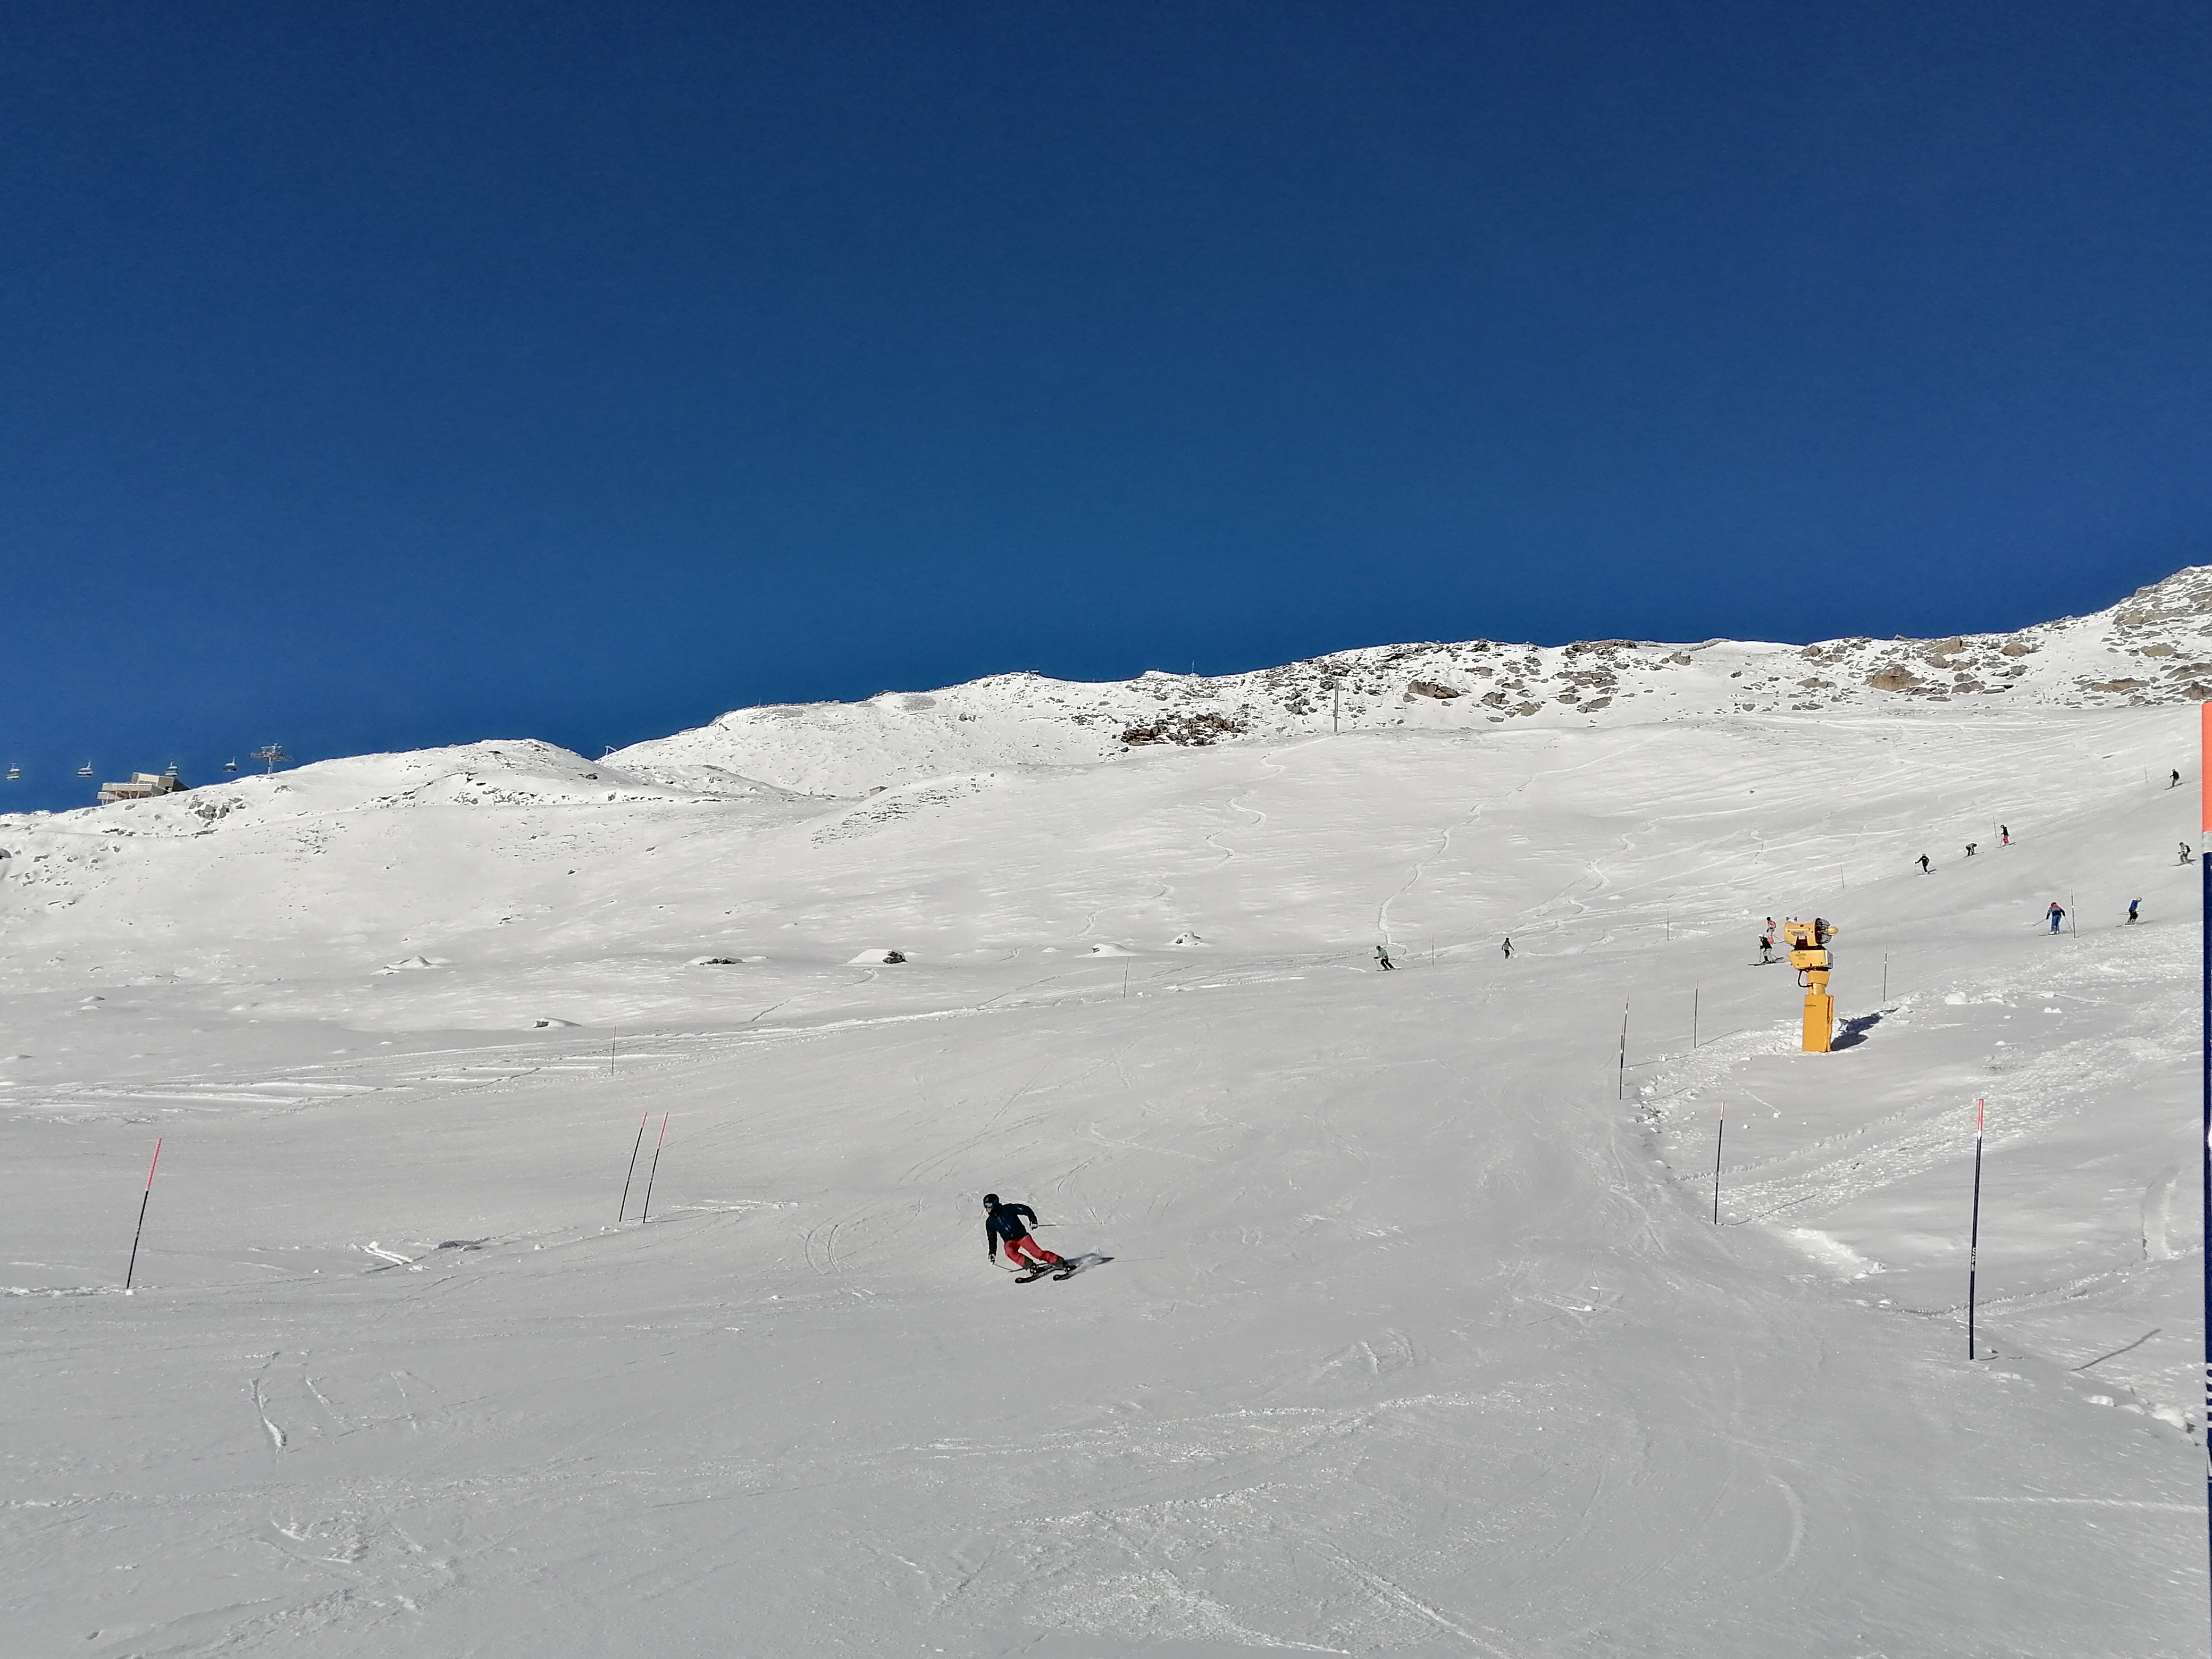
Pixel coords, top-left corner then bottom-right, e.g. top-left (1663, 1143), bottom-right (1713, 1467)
top-left (4, 3), bottom-right (2209, 806)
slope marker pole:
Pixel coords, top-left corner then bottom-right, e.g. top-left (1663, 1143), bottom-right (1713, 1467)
top-left (1711, 1108), bottom-right (1724, 1225)
top-left (1617, 1001), bottom-right (1629, 1100)
top-left (1967, 1097), bottom-right (1986, 1359)
top-left (123, 1137), bottom-right (163, 1291)
top-left (1881, 951), bottom-right (1889, 1006)
top-left (1691, 985), bottom-right (1699, 1050)
top-left (610, 1025), bottom-right (618, 1077)
top-left (640, 1115), bottom-right (670, 1221)
top-left (617, 1111), bottom-right (648, 1222)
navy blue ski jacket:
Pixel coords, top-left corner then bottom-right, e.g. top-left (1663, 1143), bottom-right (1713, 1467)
top-left (985, 1202), bottom-right (1039, 1258)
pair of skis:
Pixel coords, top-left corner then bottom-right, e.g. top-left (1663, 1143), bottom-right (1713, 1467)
top-left (1013, 1261), bottom-right (1079, 1283)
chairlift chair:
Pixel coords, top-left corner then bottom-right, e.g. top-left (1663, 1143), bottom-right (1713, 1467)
top-left (223, 758), bottom-right (239, 773)
top-left (4, 765), bottom-right (18, 782)
top-left (77, 761), bottom-right (94, 778)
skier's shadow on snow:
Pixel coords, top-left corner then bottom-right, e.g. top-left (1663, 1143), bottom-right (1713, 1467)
top-left (1016, 1252), bottom-right (1115, 1281)
top-left (1830, 1011), bottom-right (1886, 1051)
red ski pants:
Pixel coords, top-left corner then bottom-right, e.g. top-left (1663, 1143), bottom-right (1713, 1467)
top-left (1004, 1236), bottom-right (1063, 1270)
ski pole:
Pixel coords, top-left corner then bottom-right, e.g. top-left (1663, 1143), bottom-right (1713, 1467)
top-left (124, 1137), bottom-right (163, 1291)
top-left (640, 1114), bottom-right (669, 1221)
top-left (617, 1111), bottom-right (647, 1222)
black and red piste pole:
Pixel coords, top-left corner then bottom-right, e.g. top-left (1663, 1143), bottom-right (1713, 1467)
top-left (124, 1137), bottom-right (163, 1291)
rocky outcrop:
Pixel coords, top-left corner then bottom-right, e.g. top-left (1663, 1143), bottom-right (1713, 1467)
top-left (606, 567), bottom-right (2212, 795)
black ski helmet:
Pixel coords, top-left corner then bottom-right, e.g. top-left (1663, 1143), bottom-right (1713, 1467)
top-left (982, 1193), bottom-right (999, 1206)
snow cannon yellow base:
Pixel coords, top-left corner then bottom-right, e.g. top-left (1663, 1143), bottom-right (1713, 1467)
top-left (1781, 918), bottom-right (1836, 1054)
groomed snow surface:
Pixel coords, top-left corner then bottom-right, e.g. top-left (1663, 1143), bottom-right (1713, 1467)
top-left (1, 708), bottom-right (2202, 1656)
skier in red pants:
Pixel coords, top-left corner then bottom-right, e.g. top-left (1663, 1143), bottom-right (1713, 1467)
top-left (984, 1194), bottom-right (1063, 1273)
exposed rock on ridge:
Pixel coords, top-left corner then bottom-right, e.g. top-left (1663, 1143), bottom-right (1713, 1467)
top-left (593, 567), bottom-right (2212, 797)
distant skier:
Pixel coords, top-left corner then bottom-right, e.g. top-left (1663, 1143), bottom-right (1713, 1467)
top-left (2173, 769), bottom-right (2182, 789)
top-left (2126, 899), bottom-right (2141, 925)
top-left (1917, 853), bottom-right (1931, 874)
top-left (1500, 936), bottom-right (1513, 960)
top-left (1964, 842), bottom-right (1977, 857)
top-left (2000, 825), bottom-right (2010, 845)
top-left (1758, 933), bottom-right (1774, 963)
top-left (983, 1194), bottom-right (1064, 1276)
top-left (1375, 944), bottom-right (1395, 970)
top-left (2046, 901), bottom-right (2065, 934)
top-left (2182, 842), bottom-right (2196, 865)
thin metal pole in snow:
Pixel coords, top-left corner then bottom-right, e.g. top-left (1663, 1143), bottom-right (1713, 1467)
top-left (1967, 1098), bottom-right (1986, 1359)
top-left (123, 1137), bottom-right (163, 1290)
top-left (617, 1112), bottom-right (648, 1222)
top-left (2070, 892), bottom-right (2077, 937)
top-left (1711, 1108), bottom-right (1724, 1225)
top-left (1692, 985), bottom-right (1699, 1049)
top-left (610, 1026), bottom-right (618, 1077)
top-left (640, 1114), bottom-right (670, 1221)
top-left (1882, 952), bottom-right (1889, 1006)
top-left (1617, 1001), bottom-right (1629, 1100)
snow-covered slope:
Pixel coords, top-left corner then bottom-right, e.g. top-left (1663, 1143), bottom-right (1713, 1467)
top-left (609, 566), bottom-right (2212, 797)
top-left (2, 594), bottom-right (2208, 1655)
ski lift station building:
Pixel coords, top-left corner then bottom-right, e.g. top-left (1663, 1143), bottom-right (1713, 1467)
top-left (97, 771), bottom-right (185, 805)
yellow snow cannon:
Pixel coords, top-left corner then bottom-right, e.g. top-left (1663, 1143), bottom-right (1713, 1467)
top-left (1781, 917), bottom-right (1836, 1053)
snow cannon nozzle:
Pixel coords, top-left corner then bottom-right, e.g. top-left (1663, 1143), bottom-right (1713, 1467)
top-left (1779, 917), bottom-right (1836, 1053)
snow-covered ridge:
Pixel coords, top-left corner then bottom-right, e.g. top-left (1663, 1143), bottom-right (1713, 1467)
top-left (610, 567), bottom-right (2212, 797)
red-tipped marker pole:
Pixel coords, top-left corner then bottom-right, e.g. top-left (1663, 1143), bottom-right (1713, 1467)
top-left (1711, 1106), bottom-right (1724, 1225)
top-left (617, 1111), bottom-right (648, 1222)
top-left (640, 1113), bottom-right (670, 1221)
top-left (1967, 1098), bottom-right (1985, 1359)
top-left (124, 1137), bottom-right (162, 1291)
